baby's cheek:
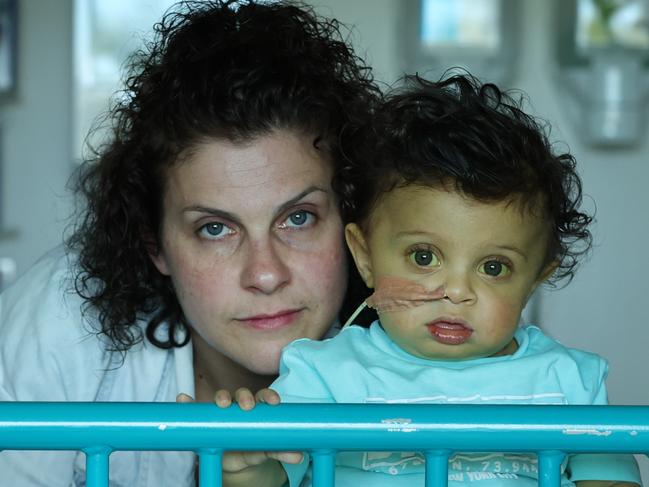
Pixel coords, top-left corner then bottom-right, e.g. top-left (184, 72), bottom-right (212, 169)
top-left (488, 294), bottom-right (527, 328)
top-left (384, 306), bottom-right (424, 326)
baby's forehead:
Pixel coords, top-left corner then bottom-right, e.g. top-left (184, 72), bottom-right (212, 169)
top-left (368, 183), bottom-right (552, 241)
top-left (376, 182), bottom-right (548, 215)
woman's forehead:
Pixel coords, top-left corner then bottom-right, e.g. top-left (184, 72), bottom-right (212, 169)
top-left (162, 131), bottom-right (335, 211)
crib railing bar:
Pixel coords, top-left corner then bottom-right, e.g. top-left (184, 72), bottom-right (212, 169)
top-left (84, 446), bottom-right (111, 487)
top-left (425, 450), bottom-right (450, 487)
top-left (311, 449), bottom-right (336, 487)
top-left (1, 403), bottom-right (649, 454)
top-left (198, 450), bottom-right (223, 487)
top-left (537, 451), bottom-right (566, 487)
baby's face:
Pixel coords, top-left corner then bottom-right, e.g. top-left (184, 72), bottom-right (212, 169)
top-left (346, 185), bottom-right (555, 361)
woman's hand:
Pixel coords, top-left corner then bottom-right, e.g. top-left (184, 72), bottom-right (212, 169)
top-left (214, 387), bottom-right (280, 410)
top-left (176, 389), bottom-right (303, 487)
top-left (212, 388), bottom-right (303, 469)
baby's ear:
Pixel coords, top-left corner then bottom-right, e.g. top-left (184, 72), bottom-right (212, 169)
top-left (344, 223), bottom-right (375, 289)
top-left (526, 260), bottom-right (559, 303)
top-left (537, 260), bottom-right (559, 284)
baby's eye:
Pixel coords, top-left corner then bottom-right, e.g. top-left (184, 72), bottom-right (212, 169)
top-left (198, 222), bottom-right (234, 240)
top-left (480, 260), bottom-right (511, 278)
top-left (280, 210), bottom-right (316, 229)
top-left (409, 249), bottom-right (440, 268)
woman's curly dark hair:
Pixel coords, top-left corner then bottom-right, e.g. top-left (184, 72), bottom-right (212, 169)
top-left (336, 72), bottom-right (592, 285)
top-left (67, 0), bottom-right (380, 353)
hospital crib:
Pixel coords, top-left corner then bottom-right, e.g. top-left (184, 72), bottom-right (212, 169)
top-left (1, 402), bottom-right (648, 487)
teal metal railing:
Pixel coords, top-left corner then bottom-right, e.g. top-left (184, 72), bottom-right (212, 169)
top-left (1, 402), bottom-right (648, 487)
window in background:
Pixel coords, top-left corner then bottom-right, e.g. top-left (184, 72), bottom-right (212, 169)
top-left (0, 0), bottom-right (17, 100)
top-left (401, 0), bottom-right (518, 86)
top-left (555, 0), bottom-right (649, 147)
top-left (575, 0), bottom-right (649, 51)
top-left (420, 0), bottom-right (500, 51)
top-left (73, 0), bottom-right (176, 159)
top-left (559, 0), bottom-right (649, 65)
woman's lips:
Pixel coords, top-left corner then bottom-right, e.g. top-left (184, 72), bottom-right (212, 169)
top-left (427, 319), bottom-right (473, 345)
top-left (237, 309), bottom-right (302, 330)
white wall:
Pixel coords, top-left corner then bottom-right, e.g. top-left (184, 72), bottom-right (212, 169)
top-left (0, 0), bottom-right (75, 279)
top-left (1, 0), bottom-right (647, 481)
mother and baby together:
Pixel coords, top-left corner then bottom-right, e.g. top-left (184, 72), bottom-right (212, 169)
top-left (0, 1), bottom-right (642, 486)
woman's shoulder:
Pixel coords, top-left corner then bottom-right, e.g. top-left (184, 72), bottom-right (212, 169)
top-left (0, 246), bottom-right (112, 400)
top-left (1, 246), bottom-right (88, 334)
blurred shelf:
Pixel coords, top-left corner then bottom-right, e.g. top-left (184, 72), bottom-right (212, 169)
top-left (0, 228), bottom-right (18, 242)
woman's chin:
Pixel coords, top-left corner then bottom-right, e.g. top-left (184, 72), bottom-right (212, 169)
top-left (239, 348), bottom-right (283, 377)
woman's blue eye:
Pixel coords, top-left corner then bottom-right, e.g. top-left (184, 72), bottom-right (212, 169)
top-left (481, 260), bottom-right (510, 277)
top-left (199, 222), bottom-right (231, 240)
top-left (284, 210), bottom-right (314, 228)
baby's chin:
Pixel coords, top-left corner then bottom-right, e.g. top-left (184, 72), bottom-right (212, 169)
top-left (403, 342), bottom-right (517, 362)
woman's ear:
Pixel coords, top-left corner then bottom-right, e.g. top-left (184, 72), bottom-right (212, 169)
top-left (143, 229), bottom-right (170, 276)
top-left (344, 223), bottom-right (375, 289)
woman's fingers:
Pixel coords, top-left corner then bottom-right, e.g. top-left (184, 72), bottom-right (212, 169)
top-left (176, 393), bottom-right (195, 403)
top-left (267, 451), bottom-right (303, 464)
top-left (255, 388), bottom-right (281, 405)
top-left (213, 389), bottom-right (233, 408)
top-left (223, 451), bottom-right (271, 470)
top-left (213, 387), bottom-right (281, 409)
top-left (222, 451), bottom-right (303, 472)
top-left (234, 387), bottom-right (255, 410)
top-left (196, 387), bottom-right (297, 475)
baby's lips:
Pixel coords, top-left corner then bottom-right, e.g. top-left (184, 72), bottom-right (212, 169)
top-left (427, 320), bottom-right (473, 345)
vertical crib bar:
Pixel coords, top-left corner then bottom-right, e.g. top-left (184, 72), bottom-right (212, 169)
top-left (425, 450), bottom-right (450, 487)
top-left (198, 450), bottom-right (223, 487)
top-left (84, 447), bottom-right (111, 487)
top-left (311, 449), bottom-right (336, 487)
top-left (537, 450), bottom-right (565, 487)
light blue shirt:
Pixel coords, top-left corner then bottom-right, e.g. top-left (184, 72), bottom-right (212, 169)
top-left (271, 322), bottom-right (641, 487)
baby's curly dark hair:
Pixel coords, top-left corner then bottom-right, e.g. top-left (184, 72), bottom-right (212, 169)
top-left (67, 0), bottom-right (379, 352)
top-left (337, 72), bottom-right (592, 285)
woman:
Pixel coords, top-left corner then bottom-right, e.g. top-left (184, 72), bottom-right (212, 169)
top-left (0, 1), bottom-right (379, 485)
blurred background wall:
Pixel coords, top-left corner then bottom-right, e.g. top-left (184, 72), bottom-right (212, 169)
top-left (0, 0), bottom-right (647, 481)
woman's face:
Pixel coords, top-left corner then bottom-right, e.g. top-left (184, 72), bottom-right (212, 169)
top-left (151, 130), bottom-right (348, 375)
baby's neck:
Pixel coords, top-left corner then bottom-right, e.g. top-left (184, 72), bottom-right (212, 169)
top-left (490, 338), bottom-right (519, 357)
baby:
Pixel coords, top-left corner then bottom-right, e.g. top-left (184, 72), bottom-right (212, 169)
top-left (268, 73), bottom-right (642, 487)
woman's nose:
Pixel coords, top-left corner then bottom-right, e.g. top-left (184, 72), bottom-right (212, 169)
top-left (240, 239), bottom-right (291, 294)
top-left (442, 269), bottom-right (477, 305)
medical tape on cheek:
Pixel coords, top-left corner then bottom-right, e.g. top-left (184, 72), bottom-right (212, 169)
top-left (341, 276), bottom-right (446, 329)
top-left (366, 275), bottom-right (445, 312)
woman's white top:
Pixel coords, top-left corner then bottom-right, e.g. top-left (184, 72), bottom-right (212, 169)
top-left (0, 246), bottom-right (197, 486)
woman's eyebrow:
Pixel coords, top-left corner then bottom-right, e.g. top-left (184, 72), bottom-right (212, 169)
top-left (273, 186), bottom-right (329, 215)
top-left (181, 186), bottom-right (329, 223)
top-left (182, 206), bottom-right (241, 225)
